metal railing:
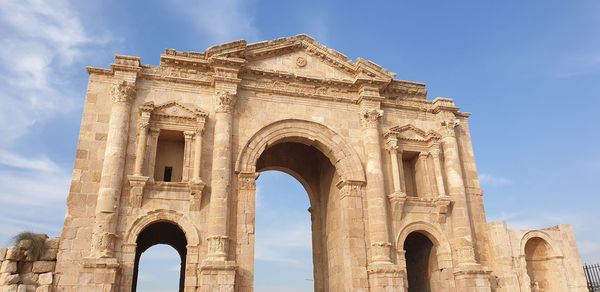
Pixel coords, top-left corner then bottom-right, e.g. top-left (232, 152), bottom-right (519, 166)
top-left (584, 263), bottom-right (600, 291)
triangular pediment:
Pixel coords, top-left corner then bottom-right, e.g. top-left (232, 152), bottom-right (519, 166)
top-left (149, 101), bottom-right (207, 120)
top-left (210, 34), bottom-right (396, 82)
top-left (387, 124), bottom-right (440, 142)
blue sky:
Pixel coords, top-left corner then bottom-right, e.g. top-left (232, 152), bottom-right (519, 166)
top-left (0, 0), bottom-right (599, 290)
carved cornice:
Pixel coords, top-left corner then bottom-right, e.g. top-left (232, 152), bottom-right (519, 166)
top-left (112, 55), bottom-right (141, 73)
top-left (141, 65), bottom-right (213, 85)
top-left (111, 81), bottom-right (136, 103)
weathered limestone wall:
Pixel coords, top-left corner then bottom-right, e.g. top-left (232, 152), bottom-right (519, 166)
top-left (487, 221), bottom-right (588, 292)
top-left (0, 238), bottom-right (58, 292)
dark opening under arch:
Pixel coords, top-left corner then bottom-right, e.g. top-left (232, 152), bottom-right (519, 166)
top-left (132, 221), bottom-right (188, 292)
top-left (404, 231), bottom-right (439, 292)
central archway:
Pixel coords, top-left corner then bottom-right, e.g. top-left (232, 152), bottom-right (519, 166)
top-left (235, 119), bottom-right (368, 291)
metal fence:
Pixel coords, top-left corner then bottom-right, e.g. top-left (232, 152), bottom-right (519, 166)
top-left (585, 263), bottom-right (600, 291)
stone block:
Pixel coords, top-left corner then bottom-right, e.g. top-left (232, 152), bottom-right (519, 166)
top-left (0, 248), bottom-right (7, 260)
top-left (2, 284), bottom-right (19, 292)
top-left (20, 273), bottom-right (38, 285)
top-left (35, 286), bottom-right (51, 292)
top-left (31, 261), bottom-right (55, 273)
top-left (0, 261), bottom-right (17, 273)
top-left (38, 272), bottom-right (53, 285)
top-left (40, 249), bottom-right (58, 261)
top-left (1, 273), bottom-right (20, 285)
top-left (46, 238), bottom-right (59, 250)
top-left (5, 248), bottom-right (22, 261)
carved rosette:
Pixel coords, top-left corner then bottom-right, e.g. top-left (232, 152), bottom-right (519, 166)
top-left (238, 172), bottom-right (259, 190)
top-left (111, 81), bottom-right (136, 103)
top-left (207, 235), bottom-right (229, 260)
top-left (360, 108), bottom-right (383, 128)
top-left (371, 241), bottom-right (392, 263)
top-left (215, 90), bottom-right (237, 113)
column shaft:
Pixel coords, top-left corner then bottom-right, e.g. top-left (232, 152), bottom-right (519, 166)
top-left (389, 149), bottom-right (402, 195)
top-left (207, 91), bottom-right (236, 260)
top-left (91, 81), bottom-right (136, 258)
top-left (431, 148), bottom-right (446, 197)
top-left (361, 108), bottom-right (392, 263)
top-left (192, 131), bottom-right (203, 181)
top-left (440, 120), bottom-right (477, 266)
top-left (133, 122), bottom-right (148, 176)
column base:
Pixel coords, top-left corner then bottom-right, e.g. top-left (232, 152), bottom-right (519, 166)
top-left (78, 257), bottom-right (119, 292)
top-left (454, 265), bottom-right (492, 292)
top-left (198, 260), bottom-right (236, 292)
top-left (367, 263), bottom-right (404, 292)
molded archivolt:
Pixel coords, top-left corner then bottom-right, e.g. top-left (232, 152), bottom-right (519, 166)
top-left (520, 230), bottom-right (563, 258)
top-left (124, 209), bottom-right (200, 246)
top-left (235, 119), bottom-right (366, 182)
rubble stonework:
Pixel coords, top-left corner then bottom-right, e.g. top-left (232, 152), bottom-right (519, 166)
top-left (40, 34), bottom-right (588, 291)
top-left (0, 238), bottom-right (58, 292)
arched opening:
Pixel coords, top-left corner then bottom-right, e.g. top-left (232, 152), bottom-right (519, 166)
top-left (403, 232), bottom-right (441, 292)
top-left (524, 237), bottom-right (561, 291)
top-left (253, 142), bottom-right (342, 291)
top-left (132, 221), bottom-right (187, 292)
top-left (254, 170), bottom-right (313, 291)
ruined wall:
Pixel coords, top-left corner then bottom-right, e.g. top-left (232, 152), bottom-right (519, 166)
top-left (0, 237), bottom-right (58, 292)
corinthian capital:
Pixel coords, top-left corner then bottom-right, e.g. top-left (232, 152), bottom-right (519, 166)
top-left (111, 81), bottom-right (136, 103)
top-left (360, 108), bottom-right (383, 128)
top-left (215, 90), bottom-right (237, 113)
top-left (440, 119), bottom-right (460, 137)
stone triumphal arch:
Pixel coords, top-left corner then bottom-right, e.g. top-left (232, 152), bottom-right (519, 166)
top-left (46, 35), bottom-right (589, 291)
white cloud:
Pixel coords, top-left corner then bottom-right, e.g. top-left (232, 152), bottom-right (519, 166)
top-left (479, 173), bottom-right (512, 187)
top-left (0, 0), bottom-right (111, 144)
top-left (167, 0), bottom-right (259, 43)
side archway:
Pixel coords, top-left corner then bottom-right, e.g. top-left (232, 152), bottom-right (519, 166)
top-left (121, 210), bottom-right (200, 291)
top-left (124, 209), bottom-right (200, 246)
top-left (397, 222), bottom-right (453, 292)
top-left (520, 231), bottom-right (566, 291)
